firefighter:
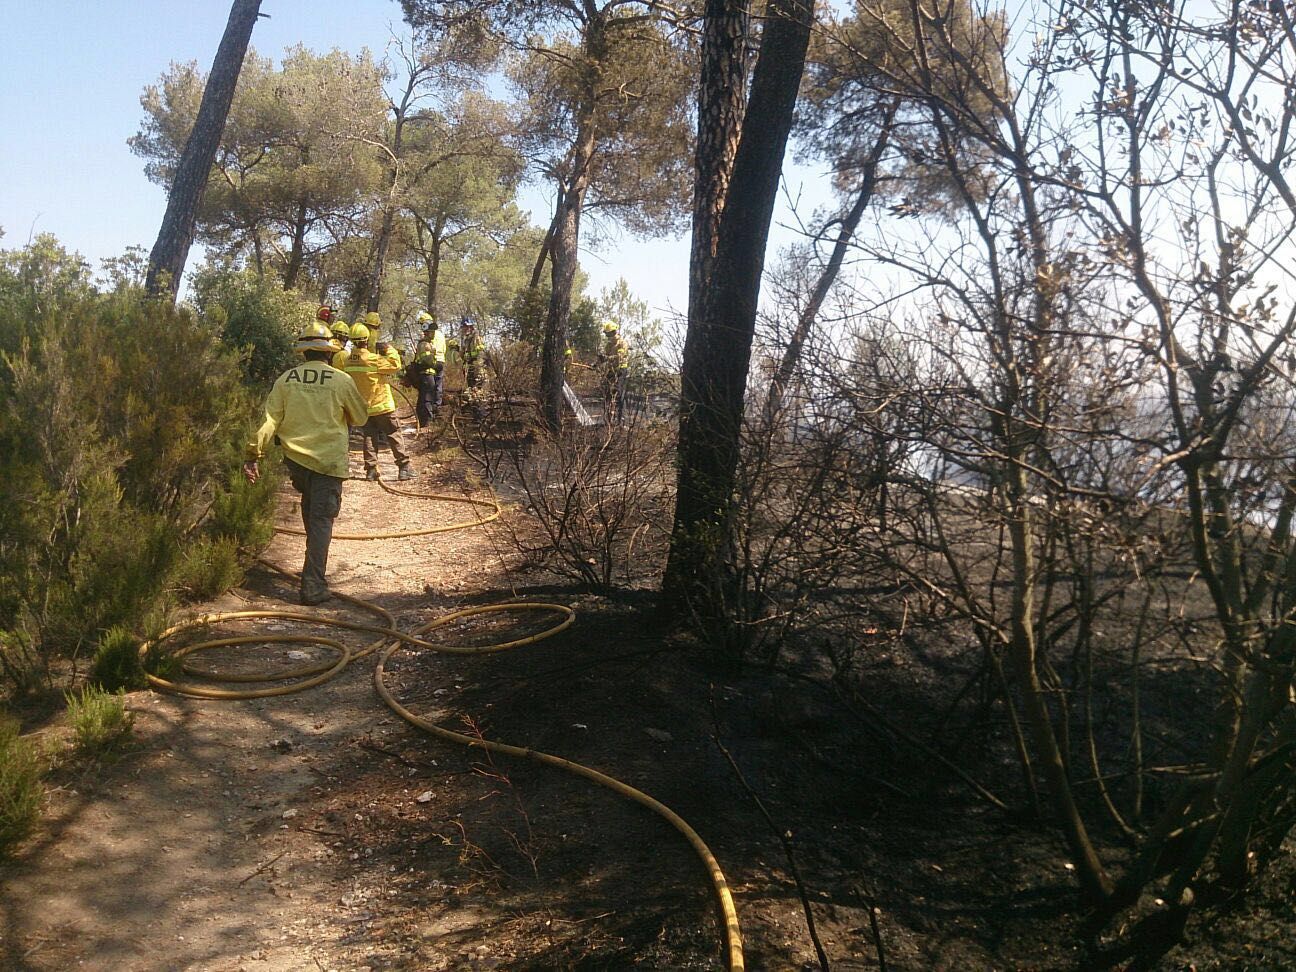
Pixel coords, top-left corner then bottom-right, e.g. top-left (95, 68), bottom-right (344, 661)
top-left (330, 320), bottom-right (350, 354)
top-left (459, 317), bottom-right (486, 392)
top-left (372, 311), bottom-right (396, 357)
top-left (597, 320), bottom-right (629, 424)
top-left (406, 315), bottom-right (432, 429)
top-left (412, 311), bottom-right (447, 427)
top-left (340, 319), bottom-right (414, 482)
top-left (243, 322), bottom-right (369, 605)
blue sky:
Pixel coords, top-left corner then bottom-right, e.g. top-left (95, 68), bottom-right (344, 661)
top-left (1, 4), bottom-right (393, 260)
top-left (0, 0), bottom-right (833, 318)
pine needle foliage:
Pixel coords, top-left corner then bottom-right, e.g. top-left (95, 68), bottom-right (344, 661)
top-left (64, 685), bottom-right (134, 757)
top-left (90, 626), bottom-right (145, 692)
top-left (0, 718), bottom-right (43, 855)
top-left (0, 237), bottom-right (283, 695)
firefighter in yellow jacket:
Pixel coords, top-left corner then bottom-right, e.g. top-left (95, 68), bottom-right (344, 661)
top-left (598, 320), bottom-right (629, 424)
top-left (243, 322), bottom-right (369, 605)
top-left (411, 311), bottom-right (447, 427)
top-left (335, 319), bottom-right (414, 482)
top-left (330, 319), bottom-right (351, 354)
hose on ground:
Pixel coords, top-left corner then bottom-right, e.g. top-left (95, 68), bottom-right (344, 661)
top-left (374, 630), bottom-right (745, 971)
top-left (139, 467), bottom-right (745, 970)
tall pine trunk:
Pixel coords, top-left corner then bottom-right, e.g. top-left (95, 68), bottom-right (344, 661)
top-left (539, 158), bottom-right (590, 431)
top-left (529, 202), bottom-right (562, 291)
top-left (687, 0), bottom-right (751, 329)
top-left (538, 22), bottom-right (603, 433)
top-left (365, 75), bottom-right (418, 315)
top-left (426, 240), bottom-right (443, 316)
top-left (146, 0), bottom-right (263, 299)
top-left (283, 199), bottom-right (309, 289)
top-left (366, 203), bottom-right (398, 314)
top-left (663, 0), bottom-right (815, 607)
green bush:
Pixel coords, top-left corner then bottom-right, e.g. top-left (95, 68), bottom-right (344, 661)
top-left (0, 719), bottom-right (43, 855)
top-left (0, 233), bottom-right (94, 363)
top-left (206, 465), bottom-right (279, 551)
top-left (70, 293), bottom-right (254, 519)
top-left (190, 263), bottom-right (312, 386)
top-left (65, 686), bottom-right (134, 757)
top-left (0, 237), bottom-right (281, 695)
top-left (171, 536), bottom-right (244, 600)
top-left (90, 626), bottom-right (145, 692)
top-left (502, 284), bottom-right (599, 353)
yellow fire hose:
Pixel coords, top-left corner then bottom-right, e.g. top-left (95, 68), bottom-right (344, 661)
top-left (374, 631), bottom-right (745, 972)
top-left (138, 468), bottom-right (746, 970)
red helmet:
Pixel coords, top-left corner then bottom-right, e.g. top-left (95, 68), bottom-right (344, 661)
top-left (316, 305), bottom-right (334, 323)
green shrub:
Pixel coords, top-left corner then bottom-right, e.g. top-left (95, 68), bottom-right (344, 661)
top-left (70, 294), bottom-right (254, 520)
top-left (206, 465), bottom-right (279, 551)
top-left (190, 264), bottom-right (311, 386)
top-left (0, 233), bottom-right (94, 363)
top-left (65, 686), bottom-right (134, 757)
top-left (90, 626), bottom-right (145, 692)
top-left (502, 284), bottom-right (598, 352)
top-left (0, 347), bottom-right (176, 684)
top-left (171, 535), bottom-right (244, 600)
top-left (0, 631), bottom-right (46, 697)
top-left (68, 506), bottom-right (180, 638)
top-left (0, 237), bottom-right (276, 695)
top-left (0, 719), bottom-right (43, 855)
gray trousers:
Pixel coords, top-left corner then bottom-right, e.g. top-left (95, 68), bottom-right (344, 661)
top-left (285, 458), bottom-right (344, 596)
top-left (362, 412), bottom-right (411, 472)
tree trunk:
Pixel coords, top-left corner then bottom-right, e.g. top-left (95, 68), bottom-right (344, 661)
top-left (687, 0), bottom-right (751, 329)
top-left (283, 199), bottom-right (309, 289)
top-left (529, 201), bottom-right (562, 291)
top-left (426, 217), bottom-right (445, 317)
top-left (538, 22), bottom-right (604, 434)
top-left (366, 204), bottom-right (398, 314)
top-left (1004, 459), bottom-right (1114, 902)
top-left (145, 0), bottom-right (263, 299)
top-left (663, 0), bottom-right (815, 607)
top-left (366, 82), bottom-right (414, 315)
top-left (539, 162), bottom-right (591, 431)
top-left (346, 284), bottom-right (367, 326)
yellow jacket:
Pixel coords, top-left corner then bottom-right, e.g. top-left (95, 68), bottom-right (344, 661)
top-left (246, 360), bottom-right (368, 478)
top-left (600, 335), bottom-right (629, 373)
top-left (338, 347), bottom-right (402, 416)
top-left (415, 330), bottom-right (447, 367)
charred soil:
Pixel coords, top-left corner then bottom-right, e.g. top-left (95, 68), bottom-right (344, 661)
top-left (1, 418), bottom-right (1292, 971)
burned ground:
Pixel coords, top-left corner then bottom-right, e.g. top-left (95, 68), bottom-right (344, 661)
top-left (1, 413), bottom-right (1291, 971)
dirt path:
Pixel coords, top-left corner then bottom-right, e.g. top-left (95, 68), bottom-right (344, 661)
top-left (2, 423), bottom-right (918, 972)
top-left (0, 435), bottom-right (620, 972)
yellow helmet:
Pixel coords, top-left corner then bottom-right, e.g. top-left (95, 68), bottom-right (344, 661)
top-left (601, 320), bottom-right (619, 334)
top-left (331, 321), bottom-right (350, 338)
top-left (364, 311), bottom-right (381, 327)
top-left (350, 322), bottom-right (371, 343)
top-left (416, 310), bottom-right (434, 325)
top-left (295, 321), bottom-right (336, 353)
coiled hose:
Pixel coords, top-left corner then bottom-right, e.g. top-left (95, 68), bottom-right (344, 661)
top-left (140, 470), bottom-right (744, 970)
